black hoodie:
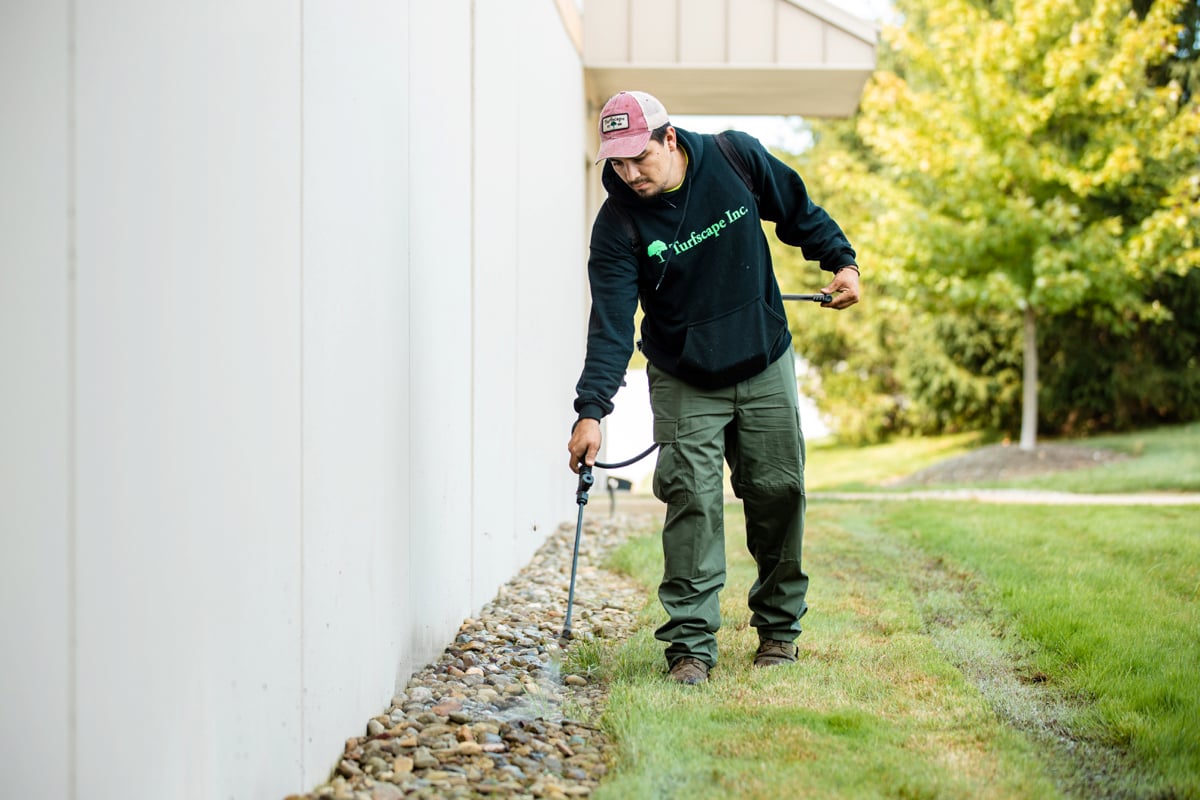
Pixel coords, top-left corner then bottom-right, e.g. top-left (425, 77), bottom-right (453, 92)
top-left (573, 127), bottom-right (857, 422)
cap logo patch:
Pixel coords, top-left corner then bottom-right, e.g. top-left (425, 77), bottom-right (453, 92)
top-left (601, 113), bottom-right (630, 133)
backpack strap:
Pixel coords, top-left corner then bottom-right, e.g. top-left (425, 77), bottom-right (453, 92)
top-left (714, 131), bottom-right (758, 199)
top-left (605, 198), bottom-right (641, 251)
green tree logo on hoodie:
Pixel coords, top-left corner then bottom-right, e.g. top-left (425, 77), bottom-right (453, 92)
top-left (647, 240), bottom-right (668, 263)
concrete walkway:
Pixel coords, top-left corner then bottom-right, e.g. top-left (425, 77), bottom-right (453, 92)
top-left (813, 489), bottom-right (1200, 506)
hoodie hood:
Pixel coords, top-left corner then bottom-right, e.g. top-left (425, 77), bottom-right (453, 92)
top-left (600, 127), bottom-right (708, 208)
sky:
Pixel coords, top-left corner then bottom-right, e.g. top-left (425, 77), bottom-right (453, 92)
top-left (839, 0), bottom-right (895, 22)
top-left (673, 0), bottom-right (895, 152)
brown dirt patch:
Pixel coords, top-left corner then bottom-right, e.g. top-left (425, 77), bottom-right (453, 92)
top-left (886, 442), bottom-right (1127, 487)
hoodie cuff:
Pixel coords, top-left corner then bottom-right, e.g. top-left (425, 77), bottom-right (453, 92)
top-left (822, 254), bottom-right (858, 273)
top-left (572, 408), bottom-right (604, 431)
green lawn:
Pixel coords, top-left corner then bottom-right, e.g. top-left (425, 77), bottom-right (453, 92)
top-left (577, 423), bottom-right (1200, 799)
top-left (880, 502), bottom-right (1200, 797)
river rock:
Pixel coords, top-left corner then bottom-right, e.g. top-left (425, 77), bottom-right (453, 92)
top-left (290, 513), bottom-right (655, 799)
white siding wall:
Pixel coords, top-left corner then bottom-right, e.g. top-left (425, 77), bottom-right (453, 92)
top-left (0, 1), bottom-right (586, 797)
top-left (0, 5), bottom-right (71, 800)
top-left (301, 0), bottom-right (414, 786)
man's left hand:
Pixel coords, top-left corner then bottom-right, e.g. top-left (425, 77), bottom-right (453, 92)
top-left (820, 267), bottom-right (861, 310)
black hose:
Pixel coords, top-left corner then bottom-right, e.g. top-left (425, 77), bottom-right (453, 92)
top-left (594, 442), bottom-right (660, 470)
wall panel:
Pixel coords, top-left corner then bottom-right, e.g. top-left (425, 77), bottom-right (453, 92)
top-left (300, 0), bottom-right (413, 784)
top-left (72, 3), bottom-right (303, 797)
top-left (0, 3), bottom-right (71, 799)
top-left (407, 0), bottom-right (476, 663)
top-left (471, 2), bottom-right (522, 600)
top-left (514, 2), bottom-right (589, 558)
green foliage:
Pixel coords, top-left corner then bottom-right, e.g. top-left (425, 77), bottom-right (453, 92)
top-left (784, 288), bottom-right (911, 443)
top-left (1137, 0), bottom-right (1200, 99)
top-left (870, 0), bottom-right (1199, 304)
top-left (1039, 268), bottom-right (1200, 434)
top-left (783, 0), bottom-right (1200, 442)
top-left (901, 312), bottom-right (1025, 434)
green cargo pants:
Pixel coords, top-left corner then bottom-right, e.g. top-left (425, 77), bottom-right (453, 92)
top-left (648, 352), bottom-right (808, 669)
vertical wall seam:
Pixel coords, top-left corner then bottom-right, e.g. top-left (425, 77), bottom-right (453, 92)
top-left (773, 1), bottom-right (779, 63)
top-left (65, 2), bottom-right (78, 798)
top-left (512, 6), bottom-right (523, 559)
top-left (468, 0), bottom-right (477, 607)
top-left (405, 0), bottom-right (415, 658)
top-left (724, 0), bottom-right (731, 63)
top-left (298, 0), bottom-right (307, 783)
top-left (626, 0), bottom-right (633, 62)
top-left (674, 0), bottom-right (679, 61)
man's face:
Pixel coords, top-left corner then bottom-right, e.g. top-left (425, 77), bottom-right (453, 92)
top-left (608, 128), bottom-right (678, 198)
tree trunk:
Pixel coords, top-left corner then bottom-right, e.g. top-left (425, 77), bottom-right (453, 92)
top-left (1019, 305), bottom-right (1038, 451)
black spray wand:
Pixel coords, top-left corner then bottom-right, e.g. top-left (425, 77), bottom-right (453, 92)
top-left (781, 293), bottom-right (833, 303)
top-left (561, 466), bottom-right (593, 642)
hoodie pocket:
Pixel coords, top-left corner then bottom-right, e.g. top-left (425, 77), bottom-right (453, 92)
top-left (678, 298), bottom-right (787, 388)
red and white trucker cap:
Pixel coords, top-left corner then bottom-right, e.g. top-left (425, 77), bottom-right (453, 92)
top-left (595, 91), bottom-right (670, 163)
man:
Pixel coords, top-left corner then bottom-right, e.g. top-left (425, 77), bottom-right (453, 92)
top-left (567, 91), bottom-right (860, 685)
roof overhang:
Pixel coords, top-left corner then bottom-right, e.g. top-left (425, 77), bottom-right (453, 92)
top-left (582, 0), bottom-right (878, 117)
top-left (583, 64), bottom-right (875, 117)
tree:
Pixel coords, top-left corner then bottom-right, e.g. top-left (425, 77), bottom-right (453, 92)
top-left (851, 0), bottom-right (1200, 449)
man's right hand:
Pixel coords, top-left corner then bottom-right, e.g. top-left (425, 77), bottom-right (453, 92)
top-left (567, 418), bottom-right (602, 474)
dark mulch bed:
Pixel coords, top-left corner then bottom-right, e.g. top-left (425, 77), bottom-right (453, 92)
top-left (887, 442), bottom-right (1127, 487)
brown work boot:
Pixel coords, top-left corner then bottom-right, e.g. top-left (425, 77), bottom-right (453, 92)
top-left (753, 639), bottom-right (798, 667)
top-left (668, 656), bottom-right (709, 685)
